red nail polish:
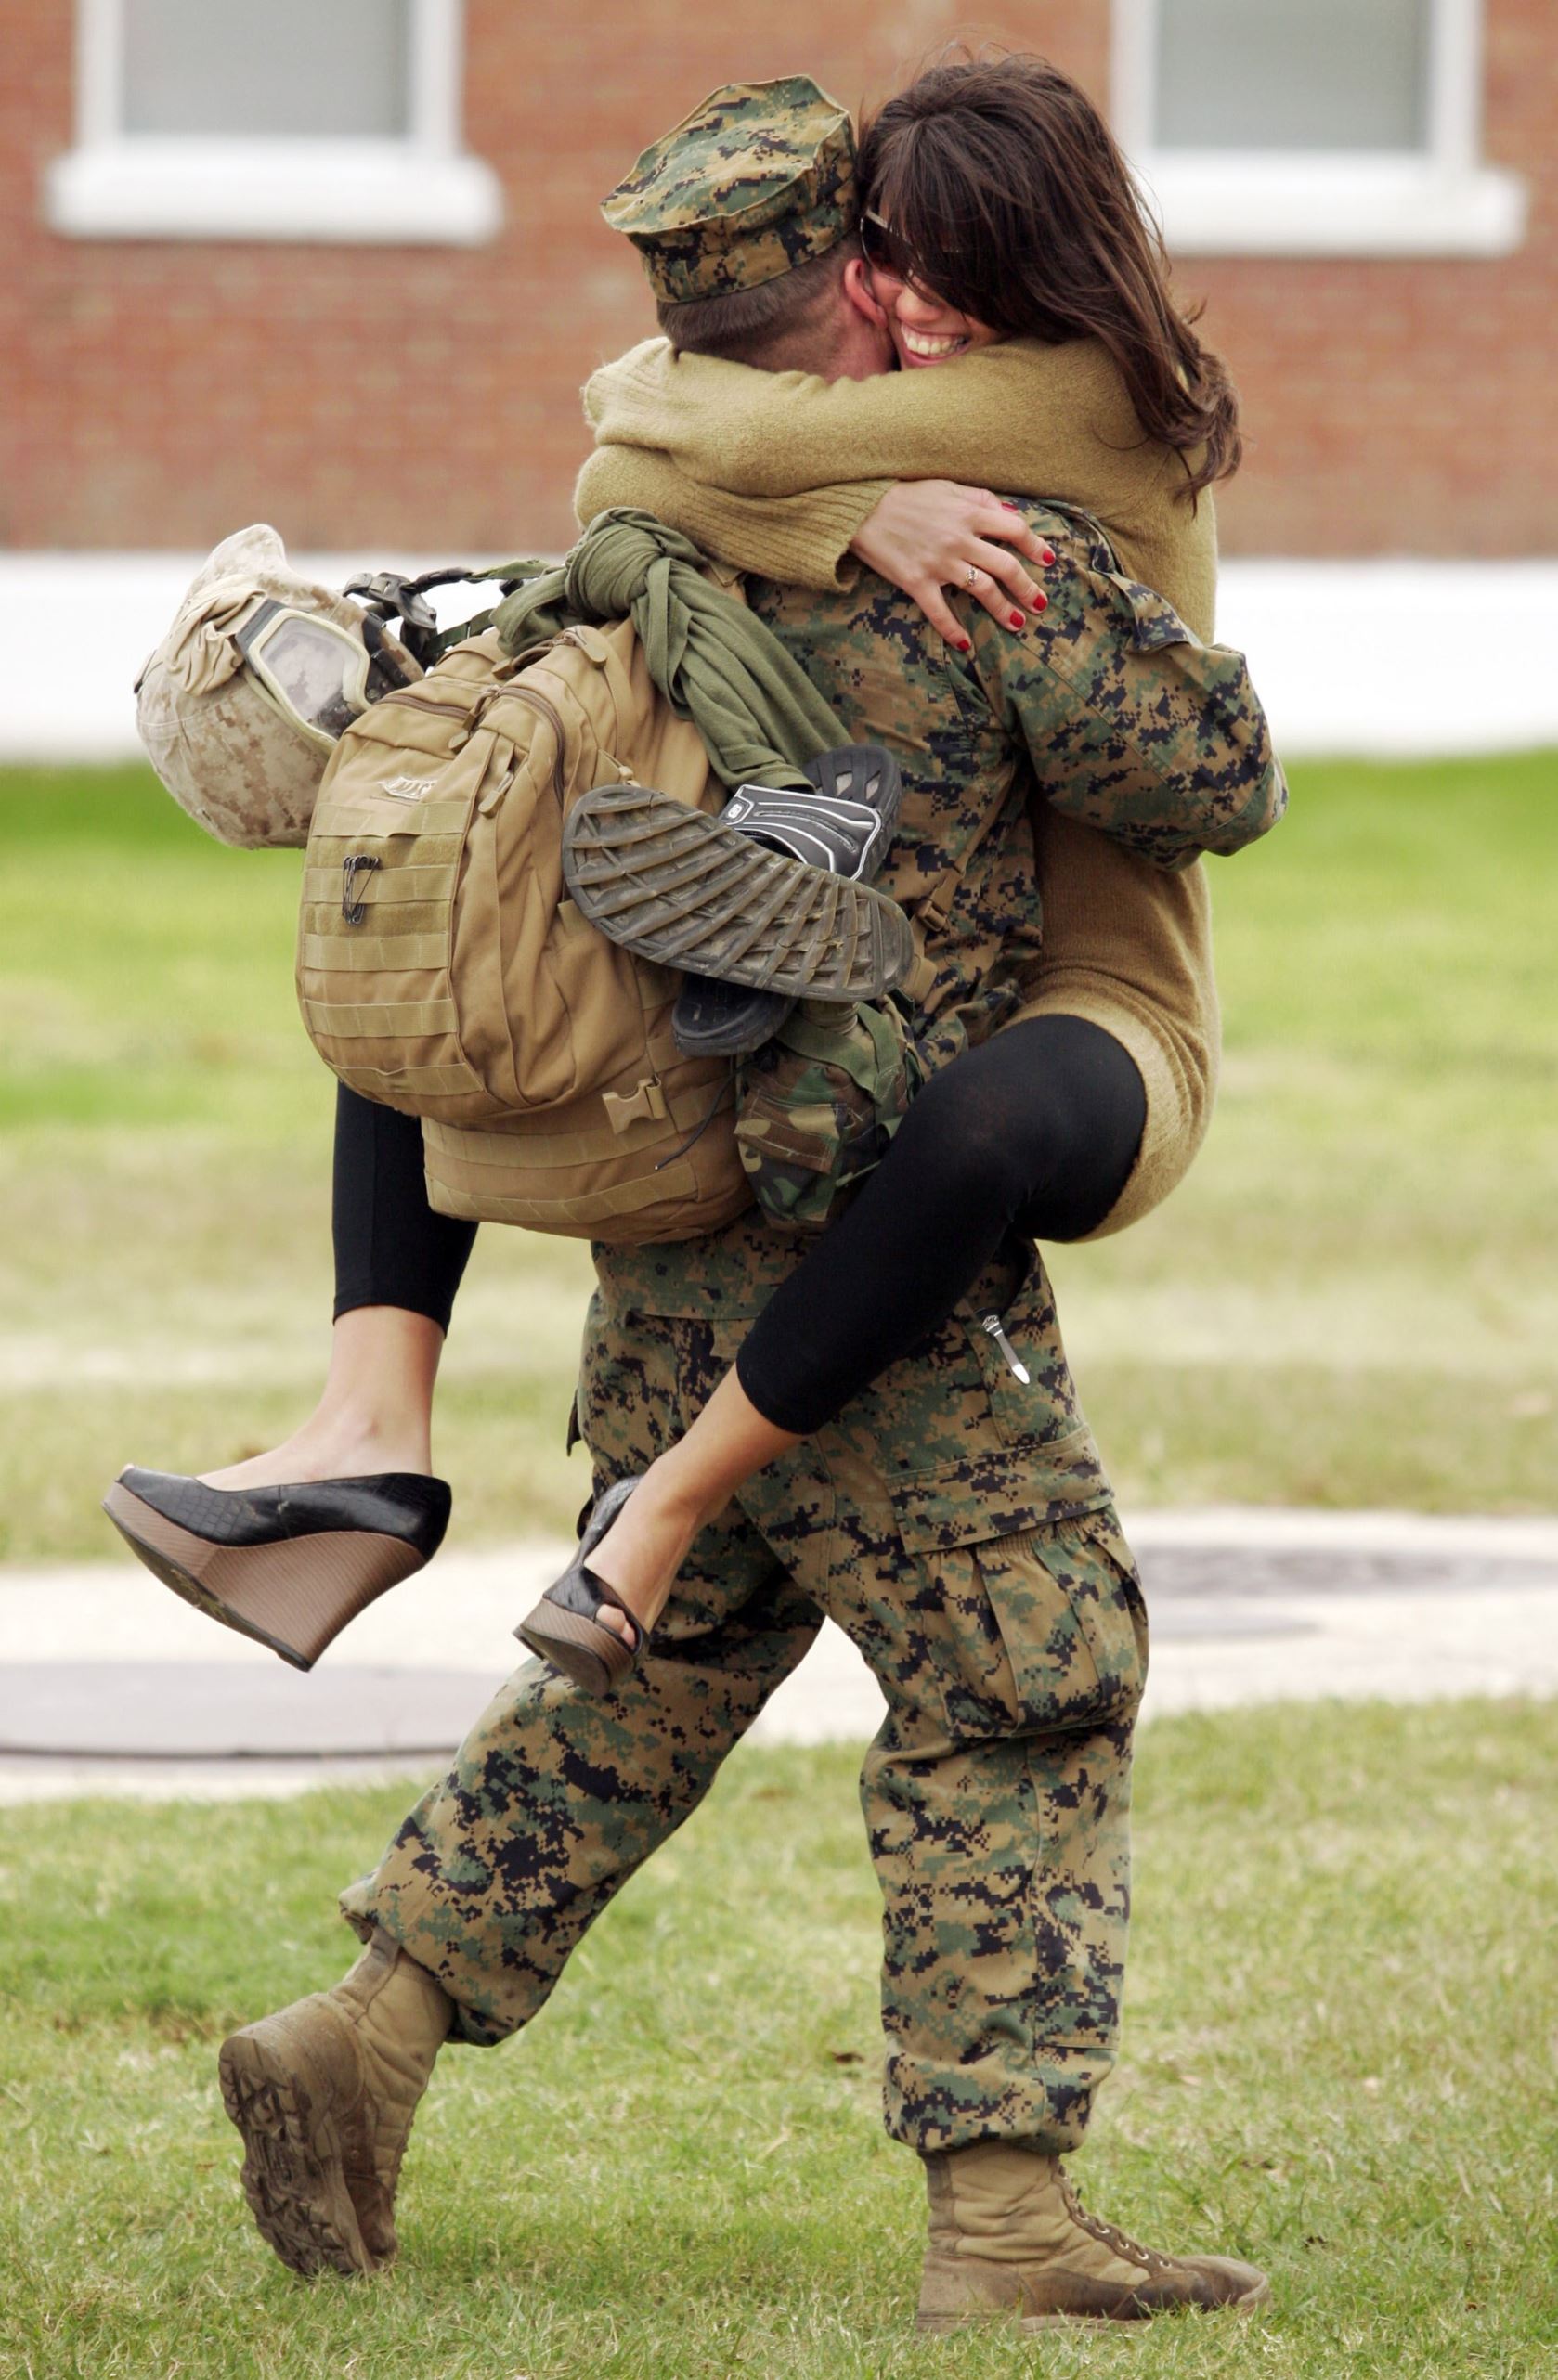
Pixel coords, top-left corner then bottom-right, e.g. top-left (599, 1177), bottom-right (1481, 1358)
top-left (1001, 499), bottom-right (1022, 511)
top-left (1042, 547), bottom-right (1056, 563)
top-left (1031, 593), bottom-right (1047, 612)
top-left (1008, 610), bottom-right (1025, 628)
top-left (958, 638), bottom-right (972, 653)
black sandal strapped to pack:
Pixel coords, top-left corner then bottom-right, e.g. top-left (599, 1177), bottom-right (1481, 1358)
top-left (670, 744), bottom-right (905, 1057)
top-left (561, 757), bottom-right (914, 1005)
top-left (514, 1476), bottom-right (647, 1695)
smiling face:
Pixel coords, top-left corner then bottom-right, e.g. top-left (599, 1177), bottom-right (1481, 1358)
top-left (890, 277), bottom-right (1000, 366)
top-left (871, 265), bottom-right (1002, 369)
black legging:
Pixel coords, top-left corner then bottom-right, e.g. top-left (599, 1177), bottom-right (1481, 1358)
top-left (331, 1079), bottom-right (476, 1333)
top-left (736, 1015), bottom-right (1144, 1430)
top-left (331, 1013), bottom-right (1145, 1430)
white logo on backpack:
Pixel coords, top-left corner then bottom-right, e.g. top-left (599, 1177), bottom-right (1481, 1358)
top-left (381, 773), bottom-right (436, 799)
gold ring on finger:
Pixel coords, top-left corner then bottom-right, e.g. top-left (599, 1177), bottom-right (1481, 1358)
top-left (966, 564), bottom-right (980, 589)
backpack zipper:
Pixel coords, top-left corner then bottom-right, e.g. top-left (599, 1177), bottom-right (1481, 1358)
top-left (366, 690), bottom-right (473, 721)
top-left (493, 684), bottom-right (568, 806)
top-left (364, 680), bottom-right (568, 806)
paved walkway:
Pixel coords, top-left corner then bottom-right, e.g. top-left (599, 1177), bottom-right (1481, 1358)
top-left (2, 1507), bottom-right (1555, 1801)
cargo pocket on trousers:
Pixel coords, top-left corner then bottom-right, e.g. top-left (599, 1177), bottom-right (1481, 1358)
top-left (979, 1515), bottom-right (1146, 1731)
top-left (889, 1454), bottom-right (1145, 1744)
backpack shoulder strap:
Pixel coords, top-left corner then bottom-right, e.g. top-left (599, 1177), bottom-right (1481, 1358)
top-left (554, 621), bottom-right (643, 764)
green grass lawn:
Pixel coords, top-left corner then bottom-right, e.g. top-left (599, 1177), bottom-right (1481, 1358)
top-left (1, 752), bottom-right (1554, 1560)
top-left (3, 1700), bottom-right (1554, 2377)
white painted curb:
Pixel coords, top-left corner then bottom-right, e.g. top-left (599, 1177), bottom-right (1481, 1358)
top-left (3, 554), bottom-right (1557, 763)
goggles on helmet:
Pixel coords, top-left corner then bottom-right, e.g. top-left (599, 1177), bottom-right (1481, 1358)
top-left (232, 598), bottom-right (416, 752)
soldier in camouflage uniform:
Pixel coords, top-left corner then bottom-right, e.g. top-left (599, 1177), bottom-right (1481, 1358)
top-left (219, 80), bottom-right (1274, 2326)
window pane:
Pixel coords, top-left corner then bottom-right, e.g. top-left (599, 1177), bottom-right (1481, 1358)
top-left (122, 0), bottom-right (412, 139)
top-left (1154, 0), bottom-right (1431, 152)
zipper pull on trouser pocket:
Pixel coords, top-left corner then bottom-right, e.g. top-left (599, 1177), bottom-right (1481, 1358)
top-left (982, 1312), bottom-right (1032, 1386)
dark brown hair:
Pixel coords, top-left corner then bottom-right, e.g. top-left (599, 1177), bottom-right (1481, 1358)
top-left (862, 50), bottom-right (1241, 498)
top-left (657, 239), bottom-right (862, 371)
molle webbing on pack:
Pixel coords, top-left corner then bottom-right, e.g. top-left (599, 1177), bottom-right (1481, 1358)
top-left (296, 623), bottom-right (753, 1244)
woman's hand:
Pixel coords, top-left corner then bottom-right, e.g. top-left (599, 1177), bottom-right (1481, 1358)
top-left (849, 482), bottom-right (1055, 650)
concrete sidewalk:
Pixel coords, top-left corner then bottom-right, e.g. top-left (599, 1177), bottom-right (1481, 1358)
top-left (2, 1506), bottom-right (1555, 1801)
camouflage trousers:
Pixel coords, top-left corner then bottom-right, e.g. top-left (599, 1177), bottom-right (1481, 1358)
top-left (342, 1234), bottom-right (1149, 2155)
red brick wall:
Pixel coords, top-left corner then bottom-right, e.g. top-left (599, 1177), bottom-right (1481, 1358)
top-left (1183, 0), bottom-right (1558, 554)
top-left (2, 1), bottom-right (1552, 556)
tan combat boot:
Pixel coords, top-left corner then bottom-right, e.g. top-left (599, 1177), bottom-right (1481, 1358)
top-left (218, 1927), bottom-right (452, 2276)
top-left (917, 2140), bottom-right (1270, 2332)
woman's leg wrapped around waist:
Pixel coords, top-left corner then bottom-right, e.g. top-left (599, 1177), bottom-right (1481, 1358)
top-left (735, 1015), bottom-right (1146, 1434)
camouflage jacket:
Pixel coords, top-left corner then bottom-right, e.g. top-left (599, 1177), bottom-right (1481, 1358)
top-left (594, 498), bottom-right (1284, 1321)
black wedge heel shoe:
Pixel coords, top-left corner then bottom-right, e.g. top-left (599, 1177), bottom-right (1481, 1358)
top-left (514, 1476), bottom-right (647, 1695)
top-left (101, 1468), bottom-right (451, 1672)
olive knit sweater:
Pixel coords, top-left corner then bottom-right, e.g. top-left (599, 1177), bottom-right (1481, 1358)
top-left (574, 336), bottom-right (1224, 1237)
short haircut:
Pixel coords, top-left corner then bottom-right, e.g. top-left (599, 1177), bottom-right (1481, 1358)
top-left (656, 238), bottom-right (861, 369)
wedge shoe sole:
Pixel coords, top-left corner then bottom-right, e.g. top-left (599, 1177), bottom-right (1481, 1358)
top-left (563, 783), bottom-right (915, 1002)
top-left (515, 1476), bottom-right (644, 1695)
top-left (102, 1480), bottom-right (424, 1672)
top-left (218, 2014), bottom-right (374, 2278)
top-left (515, 1597), bottom-right (639, 1695)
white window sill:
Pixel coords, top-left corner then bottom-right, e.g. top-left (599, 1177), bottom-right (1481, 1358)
top-left (1133, 155), bottom-right (1527, 257)
top-left (45, 138), bottom-right (503, 245)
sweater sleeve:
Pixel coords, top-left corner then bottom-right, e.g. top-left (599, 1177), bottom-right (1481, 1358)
top-left (573, 443), bottom-right (892, 593)
top-left (587, 338), bottom-right (1147, 499)
top-left (580, 337), bottom-right (1214, 630)
top-left (1007, 810), bottom-right (1220, 1236)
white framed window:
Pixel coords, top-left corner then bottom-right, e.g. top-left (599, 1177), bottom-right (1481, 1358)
top-left (45, 0), bottom-right (501, 245)
top-left (1112, 0), bottom-right (1526, 257)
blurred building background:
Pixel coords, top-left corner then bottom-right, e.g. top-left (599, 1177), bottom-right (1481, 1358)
top-left (4, 0), bottom-right (1556, 751)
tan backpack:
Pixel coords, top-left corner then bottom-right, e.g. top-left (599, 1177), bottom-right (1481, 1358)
top-left (297, 619), bottom-right (754, 1243)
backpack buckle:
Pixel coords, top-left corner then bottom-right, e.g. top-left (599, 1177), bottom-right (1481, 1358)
top-left (602, 1074), bottom-right (669, 1133)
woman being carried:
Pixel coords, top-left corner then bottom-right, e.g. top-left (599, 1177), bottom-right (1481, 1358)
top-left (512, 51), bottom-right (1261, 1685)
top-left (110, 54), bottom-right (1271, 1679)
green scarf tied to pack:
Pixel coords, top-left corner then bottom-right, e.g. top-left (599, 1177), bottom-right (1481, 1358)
top-left (485, 508), bottom-right (847, 794)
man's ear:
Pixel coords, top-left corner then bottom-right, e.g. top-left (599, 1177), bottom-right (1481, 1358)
top-left (842, 255), bottom-right (890, 330)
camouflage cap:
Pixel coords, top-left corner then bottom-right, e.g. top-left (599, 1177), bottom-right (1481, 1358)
top-left (602, 75), bottom-right (858, 305)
